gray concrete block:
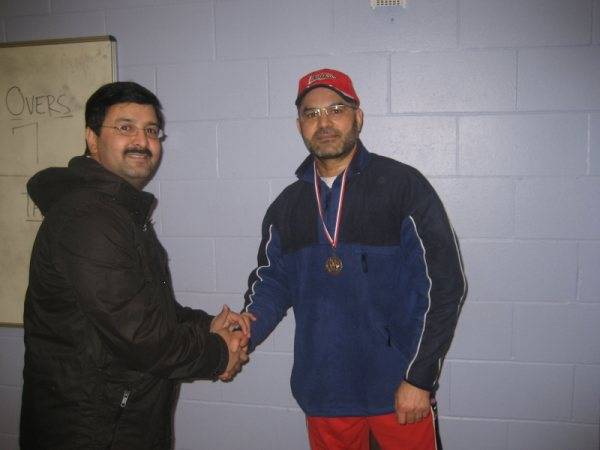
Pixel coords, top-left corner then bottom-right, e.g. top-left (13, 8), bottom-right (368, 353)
top-left (430, 177), bottom-right (514, 239)
top-left (0, 326), bottom-right (24, 341)
top-left (334, 0), bottom-right (458, 52)
top-left (459, 114), bottom-right (588, 176)
top-left (52, 0), bottom-right (155, 12)
top-left (215, 237), bottom-right (262, 293)
top-left (216, 0), bottom-right (333, 59)
top-left (174, 402), bottom-right (283, 450)
top-left (221, 352), bottom-right (296, 408)
top-left (460, 241), bottom-right (577, 302)
top-left (360, 116), bottom-right (457, 176)
top-left (0, 0), bottom-right (49, 16)
top-left (118, 65), bottom-right (157, 94)
top-left (179, 379), bottom-right (222, 404)
top-left (451, 362), bottom-right (573, 420)
top-left (515, 178), bottom-right (600, 239)
top-left (595, 0), bottom-right (600, 45)
top-left (0, 338), bottom-right (24, 386)
top-left (107, 4), bottom-right (214, 65)
top-left (5, 11), bottom-right (105, 41)
top-left (161, 180), bottom-right (269, 237)
top-left (591, 113), bottom-right (600, 176)
top-left (518, 48), bottom-right (600, 111)
top-left (158, 60), bottom-right (268, 121)
top-left (514, 304), bottom-right (600, 363)
top-left (447, 302), bottom-right (512, 360)
top-left (211, 181), bottom-right (270, 236)
top-left (439, 418), bottom-right (508, 450)
top-left (158, 122), bottom-right (217, 181)
top-left (391, 50), bottom-right (516, 113)
top-left (460, 0), bottom-right (591, 48)
top-left (508, 421), bottom-right (598, 450)
top-left (0, 328), bottom-right (23, 338)
top-left (573, 364), bottom-right (600, 423)
top-left (0, 386), bottom-right (21, 435)
top-left (270, 407), bottom-right (309, 450)
top-left (0, 434), bottom-right (18, 450)
top-left (161, 181), bottom-right (215, 237)
top-left (178, 406), bottom-right (307, 450)
top-left (579, 242), bottom-right (600, 303)
top-left (218, 119), bottom-right (306, 179)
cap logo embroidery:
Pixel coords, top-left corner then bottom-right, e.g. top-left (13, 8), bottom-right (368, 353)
top-left (308, 73), bottom-right (336, 85)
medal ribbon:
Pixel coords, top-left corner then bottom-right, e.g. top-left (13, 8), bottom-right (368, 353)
top-left (313, 161), bottom-right (349, 250)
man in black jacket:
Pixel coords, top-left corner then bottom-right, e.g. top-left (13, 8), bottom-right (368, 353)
top-left (20, 82), bottom-right (252, 450)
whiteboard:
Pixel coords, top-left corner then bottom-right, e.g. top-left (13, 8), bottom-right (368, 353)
top-left (0, 36), bottom-right (117, 325)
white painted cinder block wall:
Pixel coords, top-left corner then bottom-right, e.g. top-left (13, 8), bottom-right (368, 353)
top-left (1, 1), bottom-right (599, 449)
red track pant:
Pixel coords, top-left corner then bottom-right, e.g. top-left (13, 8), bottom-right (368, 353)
top-left (306, 409), bottom-right (438, 450)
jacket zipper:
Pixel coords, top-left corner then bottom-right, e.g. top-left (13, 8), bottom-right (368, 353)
top-left (109, 389), bottom-right (131, 449)
top-left (120, 389), bottom-right (131, 407)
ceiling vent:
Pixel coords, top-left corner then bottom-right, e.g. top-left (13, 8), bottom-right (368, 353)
top-left (370, 0), bottom-right (407, 8)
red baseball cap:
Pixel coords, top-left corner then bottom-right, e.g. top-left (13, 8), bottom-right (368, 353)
top-left (295, 68), bottom-right (360, 107)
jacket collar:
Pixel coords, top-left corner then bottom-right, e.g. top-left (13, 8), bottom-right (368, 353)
top-left (295, 139), bottom-right (371, 183)
top-left (69, 156), bottom-right (156, 226)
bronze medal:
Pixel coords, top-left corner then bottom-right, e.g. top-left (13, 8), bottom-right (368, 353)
top-left (313, 157), bottom-right (355, 277)
top-left (325, 255), bottom-right (343, 275)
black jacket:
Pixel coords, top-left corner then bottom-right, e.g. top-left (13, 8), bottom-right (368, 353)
top-left (20, 156), bottom-right (227, 450)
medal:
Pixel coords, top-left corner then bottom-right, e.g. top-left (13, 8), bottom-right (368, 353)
top-left (314, 160), bottom-right (351, 275)
top-left (324, 255), bottom-right (343, 275)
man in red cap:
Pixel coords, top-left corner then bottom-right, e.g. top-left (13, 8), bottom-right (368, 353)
top-left (243, 68), bottom-right (466, 450)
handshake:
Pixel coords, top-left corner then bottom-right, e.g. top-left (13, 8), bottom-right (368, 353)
top-left (210, 305), bottom-right (256, 381)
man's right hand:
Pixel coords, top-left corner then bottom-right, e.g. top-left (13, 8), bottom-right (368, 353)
top-left (213, 327), bottom-right (249, 381)
top-left (211, 306), bottom-right (252, 381)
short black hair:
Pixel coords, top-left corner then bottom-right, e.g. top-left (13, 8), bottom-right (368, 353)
top-left (84, 81), bottom-right (164, 155)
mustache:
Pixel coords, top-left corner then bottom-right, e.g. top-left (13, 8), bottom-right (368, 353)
top-left (314, 127), bottom-right (340, 139)
top-left (124, 147), bottom-right (152, 157)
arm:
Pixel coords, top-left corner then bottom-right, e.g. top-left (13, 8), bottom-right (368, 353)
top-left (398, 173), bottom-right (467, 406)
top-left (56, 204), bottom-right (228, 380)
top-left (174, 299), bottom-right (254, 340)
top-left (242, 215), bottom-right (292, 351)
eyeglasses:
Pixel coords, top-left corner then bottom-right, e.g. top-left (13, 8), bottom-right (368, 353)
top-left (101, 123), bottom-right (165, 140)
top-left (299, 104), bottom-right (356, 122)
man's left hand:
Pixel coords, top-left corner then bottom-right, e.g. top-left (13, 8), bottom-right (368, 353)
top-left (394, 381), bottom-right (431, 425)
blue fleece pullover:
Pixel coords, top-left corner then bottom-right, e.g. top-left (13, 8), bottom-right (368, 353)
top-left (244, 142), bottom-right (466, 416)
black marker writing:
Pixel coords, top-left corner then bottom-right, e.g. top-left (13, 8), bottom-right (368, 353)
top-left (5, 85), bottom-right (72, 118)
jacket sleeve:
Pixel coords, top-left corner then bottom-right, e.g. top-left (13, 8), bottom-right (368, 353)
top-left (401, 173), bottom-right (467, 392)
top-left (55, 205), bottom-right (227, 381)
top-left (242, 210), bottom-right (292, 351)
